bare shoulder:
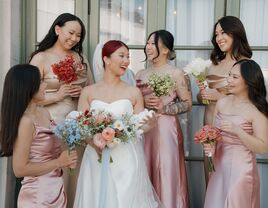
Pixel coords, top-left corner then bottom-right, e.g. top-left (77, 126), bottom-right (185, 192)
top-left (81, 84), bottom-right (95, 95)
top-left (128, 85), bottom-right (142, 96)
top-left (19, 115), bottom-right (35, 134)
top-left (29, 52), bottom-right (47, 65)
top-left (249, 104), bottom-right (268, 123)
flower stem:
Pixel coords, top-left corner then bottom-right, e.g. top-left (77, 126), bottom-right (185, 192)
top-left (207, 156), bottom-right (215, 172)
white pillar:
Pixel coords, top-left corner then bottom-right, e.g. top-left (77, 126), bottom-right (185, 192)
top-left (0, 0), bottom-right (11, 206)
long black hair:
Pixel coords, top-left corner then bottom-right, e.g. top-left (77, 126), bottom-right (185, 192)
top-left (211, 16), bottom-right (252, 65)
top-left (233, 59), bottom-right (268, 118)
top-left (29, 13), bottom-right (87, 69)
top-left (144, 29), bottom-right (176, 61)
top-left (0, 64), bottom-right (41, 156)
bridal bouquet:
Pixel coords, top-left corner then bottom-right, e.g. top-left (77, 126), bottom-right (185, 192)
top-left (51, 55), bottom-right (82, 84)
top-left (79, 109), bottom-right (143, 149)
top-left (147, 73), bottom-right (176, 97)
top-left (70, 109), bottom-right (151, 162)
top-left (184, 58), bottom-right (211, 104)
top-left (194, 125), bottom-right (222, 172)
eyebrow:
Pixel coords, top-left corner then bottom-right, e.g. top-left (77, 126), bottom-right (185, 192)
top-left (66, 28), bottom-right (81, 34)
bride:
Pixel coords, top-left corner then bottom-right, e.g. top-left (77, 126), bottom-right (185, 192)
top-left (74, 40), bottom-right (161, 208)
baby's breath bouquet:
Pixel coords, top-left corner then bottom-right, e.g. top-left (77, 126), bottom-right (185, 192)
top-left (184, 58), bottom-right (212, 104)
top-left (147, 73), bottom-right (176, 97)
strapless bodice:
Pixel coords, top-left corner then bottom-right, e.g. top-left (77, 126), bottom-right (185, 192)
top-left (90, 99), bottom-right (134, 118)
top-left (215, 112), bottom-right (253, 146)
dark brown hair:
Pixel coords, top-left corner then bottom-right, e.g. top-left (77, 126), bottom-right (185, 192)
top-left (211, 16), bottom-right (252, 65)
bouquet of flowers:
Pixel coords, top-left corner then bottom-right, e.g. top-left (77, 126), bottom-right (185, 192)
top-left (147, 73), bottom-right (176, 97)
top-left (53, 117), bottom-right (84, 173)
top-left (53, 118), bottom-right (83, 150)
top-left (184, 58), bottom-right (211, 104)
top-left (68, 109), bottom-right (145, 162)
top-left (194, 125), bottom-right (222, 172)
top-left (51, 55), bottom-right (82, 83)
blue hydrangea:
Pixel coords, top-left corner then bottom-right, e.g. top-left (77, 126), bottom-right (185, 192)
top-left (53, 119), bottom-right (82, 149)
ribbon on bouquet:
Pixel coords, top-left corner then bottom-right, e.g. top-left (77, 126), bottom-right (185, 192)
top-left (98, 147), bottom-right (111, 208)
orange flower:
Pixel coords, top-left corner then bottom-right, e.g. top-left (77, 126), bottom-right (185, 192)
top-left (101, 127), bottom-right (115, 141)
top-left (51, 55), bottom-right (78, 84)
top-left (194, 125), bottom-right (221, 144)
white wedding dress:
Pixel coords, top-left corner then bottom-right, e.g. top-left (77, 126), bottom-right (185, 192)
top-left (74, 99), bottom-right (161, 208)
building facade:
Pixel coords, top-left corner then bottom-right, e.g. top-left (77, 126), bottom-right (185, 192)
top-left (0, 0), bottom-right (268, 207)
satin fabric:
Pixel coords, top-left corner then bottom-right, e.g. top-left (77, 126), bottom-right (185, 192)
top-left (204, 113), bottom-right (260, 208)
top-left (206, 62), bottom-right (234, 95)
top-left (137, 66), bottom-right (189, 208)
top-left (44, 66), bottom-right (88, 124)
top-left (18, 124), bottom-right (66, 208)
top-left (74, 99), bottom-right (161, 208)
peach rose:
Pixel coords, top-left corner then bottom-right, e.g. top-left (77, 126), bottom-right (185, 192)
top-left (101, 127), bottom-right (115, 141)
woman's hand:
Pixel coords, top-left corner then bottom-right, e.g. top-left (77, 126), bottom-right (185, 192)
top-left (200, 88), bottom-right (221, 102)
top-left (57, 150), bottom-right (78, 169)
top-left (144, 95), bottom-right (164, 111)
top-left (220, 120), bottom-right (240, 135)
top-left (69, 84), bottom-right (82, 97)
top-left (196, 80), bottom-right (206, 91)
top-left (203, 143), bottom-right (216, 157)
top-left (139, 111), bottom-right (158, 133)
top-left (55, 84), bottom-right (72, 101)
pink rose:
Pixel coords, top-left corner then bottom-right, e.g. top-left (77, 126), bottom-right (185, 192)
top-left (93, 133), bottom-right (106, 149)
top-left (101, 127), bottom-right (115, 141)
top-left (194, 129), bottom-right (207, 143)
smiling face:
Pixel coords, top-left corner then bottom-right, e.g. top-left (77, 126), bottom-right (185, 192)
top-left (227, 64), bottom-right (248, 95)
top-left (55, 20), bottom-right (82, 50)
top-left (215, 23), bottom-right (234, 54)
top-left (145, 34), bottom-right (168, 62)
top-left (104, 46), bottom-right (130, 76)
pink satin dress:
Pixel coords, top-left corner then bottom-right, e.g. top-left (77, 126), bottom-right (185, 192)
top-left (204, 113), bottom-right (260, 208)
top-left (17, 123), bottom-right (66, 208)
top-left (137, 81), bottom-right (189, 208)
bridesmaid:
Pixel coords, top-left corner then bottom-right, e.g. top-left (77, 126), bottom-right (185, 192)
top-left (29, 13), bottom-right (94, 207)
top-left (197, 16), bottom-right (252, 184)
top-left (0, 64), bottom-right (77, 208)
top-left (136, 30), bottom-right (191, 208)
top-left (203, 59), bottom-right (268, 208)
